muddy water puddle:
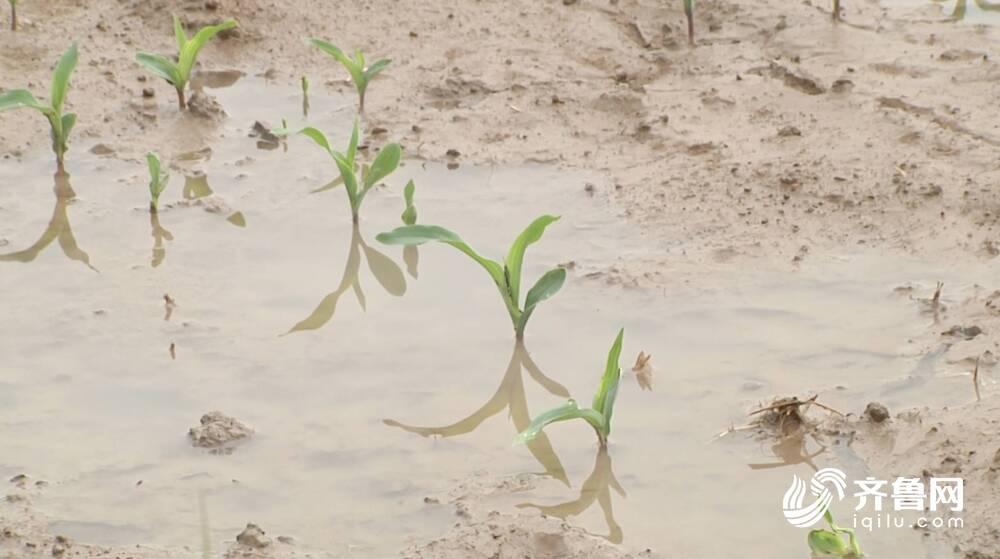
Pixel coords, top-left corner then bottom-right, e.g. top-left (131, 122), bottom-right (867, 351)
top-left (0, 76), bottom-right (993, 557)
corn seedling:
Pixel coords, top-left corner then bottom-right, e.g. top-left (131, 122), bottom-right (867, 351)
top-left (308, 39), bottom-right (390, 112)
top-left (146, 152), bottom-right (170, 213)
top-left (8, 0), bottom-right (16, 31)
top-left (376, 215), bottom-right (566, 339)
top-left (808, 511), bottom-right (862, 558)
top-left (385, 341), bottom-right (571, 485)
top-left (275, 120), bottom-right (402, 223)
top-left (684, 0), bottom-right (694, 44)
top-left (516, 329), bottom-right (624, 447)
top-left (136, 16), bottom-right (237, 110)
top-left (0, 44), bottom-right (78, 175)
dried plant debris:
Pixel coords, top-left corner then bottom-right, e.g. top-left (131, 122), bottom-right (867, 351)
top-left (749, 395), bottom-right (843, 436)
top-left (632, 351), bottom-right (653, 391)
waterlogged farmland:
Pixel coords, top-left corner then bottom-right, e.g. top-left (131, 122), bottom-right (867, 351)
top-left (3, 1), bottom-right (1000, 558)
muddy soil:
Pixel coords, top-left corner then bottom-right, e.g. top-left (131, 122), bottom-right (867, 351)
top-left (3, 0), bottom-right (1000, 557)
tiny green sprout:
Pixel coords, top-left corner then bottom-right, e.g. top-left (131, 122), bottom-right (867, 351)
top-left (308, 39), bottom-right (390, 112)
top-left (516, 329), bottom-right (625, 447)
top-left (808, 511), bottom-right (862, 558)
top-left (301, 75), bottom-right (310, 115)
top-left (401, 180), bottom-right (417, 226)
top-left (832, 0), bottom-right (841, 21)
top-left (136, 15), bottom-right (237, 111)
top-left (683, 0), bottom-right (694, 45)
top-left (376, 216), bottom-right (566, 340)
top-left (0, 44), bottom-right (79, 175)
top-left (146, 152), bottom-right (170, 212)
top-left (8, 0), bottom-right (17, 31)
top-left (275, 119), bottom-right (402, 223)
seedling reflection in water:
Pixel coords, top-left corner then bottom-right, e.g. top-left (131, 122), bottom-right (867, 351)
top-left (0, 44), bottom-right (79, 174)
top-left (0, 173), bottom-right (94, 270)
top-left (517, 447), bottom-right (624, 543)
top-left (275, 120), bottom-right (402, 224)
top-left (516, 328), bottom-right (624, 447)
top-left (285, 223), bottom-right (406, 334)
top-left (8, 0), bottom-right (17, 31)
top-left (376, 215), bottom-right (566, 340)
top-left (399, 180), bottom-right (419, 278)
top-left (384, 341), bottom-right (571, 485)
top-left (808, 511), bottom-right (862, 558)
top-left (308, 39), bottom-right (390, 112)
top-left (136, 16), bottom-right (237, 110)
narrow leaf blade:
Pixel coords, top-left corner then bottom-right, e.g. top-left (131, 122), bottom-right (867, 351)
top-left (0, 90), bottom-right (50, 113)
top-left (364, 58), bottom-right (392, 81)
top-left (514, 400), bottom-right (604, 444)
top-left (376, 225), bottom-right (504, 286)
top-left (364, 143), bottom-right (401, 189)
top-left (592, 328), bottom-right (625, 426)
top-left (505, 215), bottom-right (560, 305)
top-left (177, 19), bottom-right (237, 80)
top-left (50, 44), bottom-right (79, 114)
top-left (136, 53), bottom-right (182, 86)
top-left (523, 267), bottom-right (566, 312)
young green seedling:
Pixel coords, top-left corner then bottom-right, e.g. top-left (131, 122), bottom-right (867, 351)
top-left (0, 44), bottom-right (78, 175)
top-left (516, 329), bottom-right (624, 447)
top-left (308, 39), bottom-right (390, 112)
top-left (136, 15), bottom-right (237, 110)
top-left (275, 119), bottom-right (402, 223)
top-left (8, 0), bottom-right (17, 31)
top-left (146, 152), bottom-right (170, 212)
top-left (808, 511), bottom-right (862, 558)
top-left (684, 0), bottom-right (694, 44)
top-left (833, 0), bottom-right (841, 21)
top-left (301, 75), bottom-right (310, 116)
top-left (376, 215), bottom-right (566, 339)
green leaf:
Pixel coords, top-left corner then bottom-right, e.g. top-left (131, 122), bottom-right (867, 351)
top-left (376, 225), bottom-right (505, 287)
top-left (364, 143), bottom-right (400, 190)
top-left (505, 215), bottom-right (560, 305)
top-left (347, 119), bottom-right (359, 165)
top-left (332, 152), bottom-right (359, 202)
top-left (59, 112), bottom-right (76, 148)
top-left (365, 58), bottom-right (391, 81)
top-left (136, 53), bottom-right (182, 86)
top-left (0, 89), bottom-right (51, 114)
top-left (401, 180), bottom-right (417, 225)
top-left (147, 152), bottom-right (161, 184)
top-left (176, 19), bottom-right (237, 82)
top-left (592, 329), bottom-right (625, 426)
top-left (523, 268), bottom-right (566, 313)
top-left (514, 400), bottom-right (605, 445)
top-left (309, 38), bottom-right (364, 86)
top-left (294, 126), bottom-right (334, 156)
top-left (172, 14), bottom-right (188, 52)
top-left (50, 44), bottom-right (78, 114)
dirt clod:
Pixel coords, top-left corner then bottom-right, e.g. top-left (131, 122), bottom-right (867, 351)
top-left (863, 402), bottom-right (890, 423)
top-left (235, 523), bottom-right (271, 549)
top-left (187, 91), bottom-right (226, 121)
top-left (188, 411), bottom-right (253, 449)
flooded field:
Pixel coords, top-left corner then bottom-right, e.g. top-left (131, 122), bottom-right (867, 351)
top-left (3, 0), bottom-right (1000, 558)
top-left (1, 74), bottom-right (996, 558)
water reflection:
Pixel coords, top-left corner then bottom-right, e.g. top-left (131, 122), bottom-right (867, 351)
top-left (285, 223), bottom-right (406, 333)
top-left (183, 174), bottom-right (246, 228)
top-left (516, 447), bottom-right (625, 543)
top-left (384, 341), bottom-right (571, 485)
top-left (746, 431), bottom-right (827, 472)
top-left (149, 211), bottom-right (173, 268)
top-left (930, 0), bottom-right (1000, 20)
top-left (0, 173), bottom-right (95, 270)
